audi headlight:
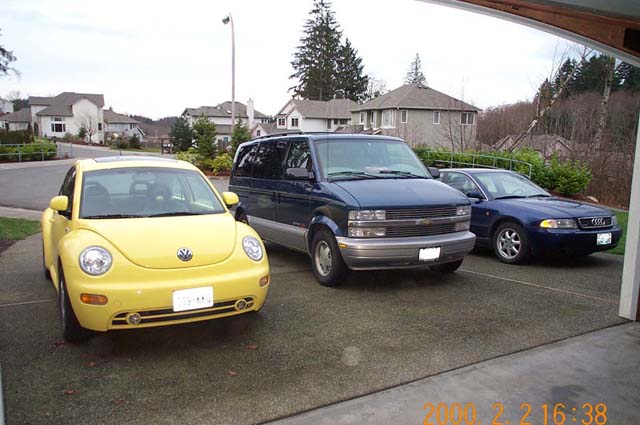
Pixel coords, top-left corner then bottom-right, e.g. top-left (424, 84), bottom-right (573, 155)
top-left (456, 205), bottom-right (471, 216)
top-left (611, 215), bottom-right (617, 226)
top-left (242, 236), bottom-right (263, 261)
top-left (79, 246), bottom-right (112, 276)
top-left (348, 210), bottom-right (386, 220)
top-left (540, 218), bottom-right (577, 229)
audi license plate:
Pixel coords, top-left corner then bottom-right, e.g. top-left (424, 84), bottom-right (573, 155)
top-left (597, 233), bottom-right (612, 246)
top-left (173, 286), bottom-right (214, 312)
top-left (419, 247), bottom-right (441, 261)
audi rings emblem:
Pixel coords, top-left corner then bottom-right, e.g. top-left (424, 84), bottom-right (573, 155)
top-left (591, 217), bottom-right (605, 226)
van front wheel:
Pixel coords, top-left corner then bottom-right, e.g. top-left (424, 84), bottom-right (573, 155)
top-left (311, 230), bottom-right (348, 287)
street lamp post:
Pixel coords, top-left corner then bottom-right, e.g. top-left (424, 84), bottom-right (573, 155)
top-left (222, 14), bottom-right (235, 136)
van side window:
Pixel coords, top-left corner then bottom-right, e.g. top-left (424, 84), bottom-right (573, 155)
top-left (235, 144), bottom-right (256, 177)
top-left (253, 140), bottom-right (289, 180)
top-left (284, 140), bottom-right (312, 172)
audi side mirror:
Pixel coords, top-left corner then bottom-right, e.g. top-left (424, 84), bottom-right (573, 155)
top-left (428, 167), bottom-right (440, 179)
top-left (466, 190), bottom-right (484, 200)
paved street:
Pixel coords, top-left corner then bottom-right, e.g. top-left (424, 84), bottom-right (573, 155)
top-left (0, 233), bottom-right (627, 425)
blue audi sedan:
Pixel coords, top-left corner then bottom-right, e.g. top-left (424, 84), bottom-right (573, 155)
top-left (439, 168), bottom-right (623, 264)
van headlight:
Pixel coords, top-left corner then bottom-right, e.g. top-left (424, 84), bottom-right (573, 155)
top-left (79, 246), bottom-right (112, 276)
top-left (348, 210), bottom-right (386, 220)
top-left (540, 219), bottom-right (577, 229)
top-left (456, 205), bottom-right (471, 216)
top-left (242, 236), bottom-right (263, 261)
top-left (348, 227), bottom-right (386, 238)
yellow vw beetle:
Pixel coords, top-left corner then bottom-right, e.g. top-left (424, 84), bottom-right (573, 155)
top-left (42, 156), bottom-right (269, 342)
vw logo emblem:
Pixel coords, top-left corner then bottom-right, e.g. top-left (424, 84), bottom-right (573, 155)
top-left (591, 217), bottom-right (605, 226)
top-left (177, 247), bottom-right (193, 262)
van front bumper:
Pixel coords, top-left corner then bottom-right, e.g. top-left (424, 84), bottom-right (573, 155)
top-left (336, 231), bottom-right (476, 270)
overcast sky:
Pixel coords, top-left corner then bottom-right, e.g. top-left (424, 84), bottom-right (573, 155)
top-left (1, 0), bottom-right (576, 119)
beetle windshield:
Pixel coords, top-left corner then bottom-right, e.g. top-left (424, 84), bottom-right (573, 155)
top-left (474, 171), bottom-right (550, 199)
top-left (315, 138), bottom-right (430, 180)
top-left (79, 167), bottom-right (225, 219)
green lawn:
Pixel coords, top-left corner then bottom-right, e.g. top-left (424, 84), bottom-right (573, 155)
top-left (610, 211), bottom-right (629, 255)
top-left (0, 217), bottom-right (41, 240)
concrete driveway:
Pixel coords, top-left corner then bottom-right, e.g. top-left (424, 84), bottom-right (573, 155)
top-left (0, 234), bottom-right (626, 425)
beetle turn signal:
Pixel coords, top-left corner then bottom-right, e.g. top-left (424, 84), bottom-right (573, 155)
top-left (259, 275), bottom-right (270, 287)
top-left (80, 293), bottom-right (108, 305)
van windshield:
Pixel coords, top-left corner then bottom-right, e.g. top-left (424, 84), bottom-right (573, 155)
top-left (315, 138), bottom-right (430, 180)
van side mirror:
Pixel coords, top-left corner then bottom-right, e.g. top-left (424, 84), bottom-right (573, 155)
top-left (428, 167), bottom-right (440, 179)
top-left (286, 168), bottom-right (314, 181)
top-left (49, 195), bottom-right (69, 212)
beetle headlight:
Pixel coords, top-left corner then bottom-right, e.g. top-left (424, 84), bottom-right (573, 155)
top-left (242, 236), bottom-right (263, 261)
top-left (540, 218), bottom-right (577, 229)
top-left (79, 246), bottom-right (112, 276)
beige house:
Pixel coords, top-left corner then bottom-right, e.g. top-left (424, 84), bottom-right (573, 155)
top-left (350, 83), bottom-right (480, 149)
top-left (270, 98), bottom-right (358, 135)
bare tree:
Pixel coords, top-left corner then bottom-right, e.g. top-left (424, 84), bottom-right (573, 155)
top-left (508, 45), bottom-right (592, 152)
top-left (78, 113), bottom-right (98, 144)
top-left (363, 75), bottom-right (388, 101)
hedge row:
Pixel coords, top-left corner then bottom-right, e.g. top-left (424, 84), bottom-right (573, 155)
top-left (414, 147), bottom-right (591, 196)
top-left (0, 142), bottom-right (57, 161)
top-left (0, 130), bottom-right (32, 145)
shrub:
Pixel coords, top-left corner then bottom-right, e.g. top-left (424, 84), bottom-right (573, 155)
top-left (0, 142), bottom-right (56, 161)
top-left (128, 135), bottom-right (141, 149)
top-left (548, 158), bottom-right (591, 196)
top-left (176, 147), bottom-right (199, 165)
top-left (115, 139), bottom-right (129, 150)
top-left (0, 130), bottom-right (32, 145)
top-left (211, 153), bottom-right (233, 174)
top-left (78, 127), bottom-right (87, 140)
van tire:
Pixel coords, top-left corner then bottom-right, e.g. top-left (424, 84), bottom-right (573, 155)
top-left (311, 229), bottom-right (348, 287)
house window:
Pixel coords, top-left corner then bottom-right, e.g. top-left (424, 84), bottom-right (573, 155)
top-left (401, 110), bottom-right (408, 124)
top-left (461, 112), bottom-right (474, 125)
top-left (369, 111), bottom-right (375, 126)
top-left (339, 119), bottom-right (348, 125)
top-left (277, 117), bottom-right (286, 127)
top-left (359, 112), bottom-right (364, 125)
top-left (51, 117), bottom-right (66, 133)
top-left (382, 110), bottom-right (394, 128)
top-left (327, 120), bottom-right (332, 130)
top-left (223, 136), bottom-right (229, 142)
top-left (98, 123), bottom-right (103, 131)
top-left (433, 111), bottom-right (440, 125)
top-left (256, 130), bottom-right (261, 136)
top-left (291, 118), bottom-right (299, 128)
top-left (129, 123), bottom-right (135, 129)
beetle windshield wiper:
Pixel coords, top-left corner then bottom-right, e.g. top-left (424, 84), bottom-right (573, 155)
top-left (377, 170), bottom-right (429, 179)
top-left (82, 214), bottom-right (143, 219)
top-left (327, 171), bottom-right (381, 180)
top-left (145, 212), bottom-right (207, 217)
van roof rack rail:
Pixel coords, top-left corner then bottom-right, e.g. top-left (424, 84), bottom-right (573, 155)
top-left (250, 131), bottom-right (304, 141)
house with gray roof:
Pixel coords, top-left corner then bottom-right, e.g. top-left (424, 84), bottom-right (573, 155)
top-left (28, 92), bottom-right (106, 143)
top-left (182, 99), bottom-right (268, 144)
top-left (103, 108), bottom-right (145, 142)
top-left (268, 98), bottom-right (358, 136)
top-left (0, 107), bottom-right (32, 132)
top-left (350, 83), bottom-right (481, 149)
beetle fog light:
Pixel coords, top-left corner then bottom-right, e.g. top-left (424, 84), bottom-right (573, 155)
top-left (126, 313), bottom-right (141, 325)
top-left (235, 299), bottom-right (248, 311)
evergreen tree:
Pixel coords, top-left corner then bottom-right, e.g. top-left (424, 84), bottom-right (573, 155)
top-left (572, 54), bottom-right (621, 94)
top-left (231, 121), bottom-right (252, 155)
top-left (170, 116), bottom-right (194, 152)
top-left (553, 58), bottom-right (577, 96)
top-left (192, 116), bottom-right (217, 159)
top-left (0, 29), bottom-right (17, 77)
top-left (617, 62), bottom-right (640, 92)
top-left (290, 0), bottom-right (342, 100)
top-left (404, 53), bottom-right (426, 85)
top-left (335, 38), bottom-right (368, 101)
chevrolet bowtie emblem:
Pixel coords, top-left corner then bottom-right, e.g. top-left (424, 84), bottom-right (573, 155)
top-left (420, 219), bottom-right (432, 225)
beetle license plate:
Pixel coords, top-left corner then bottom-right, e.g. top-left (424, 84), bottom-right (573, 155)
top-left (419, 247), bottom-right (441, 261)
top-left (597, 233), bottom-right (612, 246)
top-left (173, 287), bottom-right (214, 312)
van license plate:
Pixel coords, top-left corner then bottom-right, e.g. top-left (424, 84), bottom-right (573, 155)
top-left (597, 233), bottom-right (612, 246)
top-left (419, 247), bottom-right (441, 261)
top-left (173, 287), bottom-right (214, 312)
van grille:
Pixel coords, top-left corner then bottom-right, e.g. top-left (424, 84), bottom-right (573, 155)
top-left (386, 206), bottom-right (458, 220)
top-left (386, 223), bottom-right (457, 238)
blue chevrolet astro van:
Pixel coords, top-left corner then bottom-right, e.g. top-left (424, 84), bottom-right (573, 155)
top-left (229, 134), bottom-right (476, 286)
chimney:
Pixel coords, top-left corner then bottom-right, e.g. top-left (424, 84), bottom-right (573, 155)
top-left (247, 98), bottom-right (255, 128)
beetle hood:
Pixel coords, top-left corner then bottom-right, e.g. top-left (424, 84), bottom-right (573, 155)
top-left (79, 214), bottom-right (237, 269)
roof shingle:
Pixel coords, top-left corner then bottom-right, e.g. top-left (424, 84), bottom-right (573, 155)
top-left (35, 92), bottom-right (105, 116)
top-left (354, 83), bottom-right (480, 112)
top-left (0, 107), bottom-right (31, 123)
top-left (183, 101), bottom-right (267, 119)
top-left (280, 98), bottom-right (358, 119)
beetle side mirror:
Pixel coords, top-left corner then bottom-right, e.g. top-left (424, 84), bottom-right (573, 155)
top-left (49, 195), bottom-right (69, 212)
top-left (428, 167), bottom-right (440, 179)
top-left (221, 192), bottom-right (240, 206)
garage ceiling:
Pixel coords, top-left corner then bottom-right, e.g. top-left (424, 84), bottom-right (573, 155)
top-left (419, 0), bottom-right (640, 66)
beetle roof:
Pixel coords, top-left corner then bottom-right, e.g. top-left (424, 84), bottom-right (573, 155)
top-left (76, 156), bottom-right (196, 172)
